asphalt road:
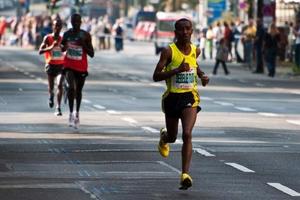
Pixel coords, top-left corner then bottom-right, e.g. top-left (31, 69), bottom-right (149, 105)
top-left (0, 41), bottom-right (300, 200)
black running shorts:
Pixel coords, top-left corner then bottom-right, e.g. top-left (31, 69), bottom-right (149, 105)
top-left (45, 64), bottom-right (63, 76)
top-left (162, 92), bottom-right (201, 118)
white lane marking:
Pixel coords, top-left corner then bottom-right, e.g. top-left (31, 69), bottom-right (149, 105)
top-left (175, 139), bottom-right (183, 144)
top-left (140, 79), bottom-right (150, 83)
top-left (121, 117), bottom-right (138, 124)
top-left (18, 88), bottom-right (23, 91)
top-left (286, 120), bottom-right (300, 126)
top-left (214, 101), bottom-right (234, 106)
top-left (0, 183), bottom-right (78, 189)
top-left (29, 74), bottom-right (35, 78)
top-left (106, 110), bottom-right (122, 115)
top-left (201, 96), bottom-right (213, 101)
top-left (157, 161), bottom-right (181, 174)
top-left (93, 104), bottom-right (106, 110)
top-left (290, 91), bottom-right (300, 95)
top-left (268, 183), bottom-right (300, 196)
top-left (194, 148), bottom-right (215, 157)
top-left (258, 112), bottom-right (282, 117)
top-left (141, 126), bottom-right (159, 133)
top-left (235, 106), bottom-right (256, 112)
top-left (82, 99), bottom-right (91, 104)
top-left (149, 82), bottom-right (165, 88)
top-left (238, 79), bottom-right (247, 83)
top-left (255, 83), bottom-right (265, 87)
top-left (225, 162), bottom-right (255, 173)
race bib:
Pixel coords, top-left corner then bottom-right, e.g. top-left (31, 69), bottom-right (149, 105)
top-left (66, 43), bottom-right (83, 60)
top-left (173, 68), bottom-right (195, 89)
top-left (51, 47), bottom-right (64, 61)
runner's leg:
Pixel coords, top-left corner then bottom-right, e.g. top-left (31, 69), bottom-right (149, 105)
top-left (47, 75), bottom-right (55, 108)
top-left (181, 107), bottom-right (197, 173)
top-left (65, 70), bottom-right (75, 113)
top-left (163, 117), bottom-right (179, 143)
top-left (56, 74), bottom-right (64, 108)
top-left (74, 74), bottom-right (86, 113)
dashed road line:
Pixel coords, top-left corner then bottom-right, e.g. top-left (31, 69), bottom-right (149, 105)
top-left (121, 117), bottom-right (138, 124)
top-left (194, 148), bottom-right (215, 157)
top-left (268, 183), bottom-right (300, 197)
top-left (214, 101), bottom-right (234, 106)
top-left (258, 112), bottom-right (282, 117)
top-left (106, 110), bottom-right (122, 115)
top-left (93, 104), bottom-right (106, 110)
top-left (286, 120), bottom-right (300, 126)
top-left (235, 106), bottom-right (256, 112)
top-left (157, 161), bottom-right (181, 174)
top-left (141, 126), bottom-right (159, 133)
top-left (225, 162), bottom-right (255, 173)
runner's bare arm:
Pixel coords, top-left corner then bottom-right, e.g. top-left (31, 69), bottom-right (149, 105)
top-left (39, 36), bottom-right (55, 54)
top-left (60, 33), bottom-right (67, 52)
top-left (153, 47), bottom-right (189, 82)
top-left (195, 47), bottom-right (209, 86)
top-left (82, 33), bottom-right (94, 58)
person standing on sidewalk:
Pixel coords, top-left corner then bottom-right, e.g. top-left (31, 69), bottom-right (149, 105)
top-left (293, 20), bottom-right (300, 69)
top-left (213, 38), bottom-right (230, 75)
top-left (253, 18), bottom-right (265, 74)
top-left (263, 23), bottom-right (280, 77)
top-left (39, 19), bottom-right (64, 116)
top-left (61, 13), bottom-right (94, 129)
top-left (242, 19), bottom-right (256, 70)
top-left (152, 18), bottom-right (209, 190)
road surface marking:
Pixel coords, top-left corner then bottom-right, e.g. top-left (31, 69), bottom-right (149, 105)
top-left (157, 161), bottom-right (181, 174)
top-left (141, 126), bottom-right (159, 133)
top-left (268, 183), bottom-right (300, 196)
top-left (258, 112), bottom-right (282, 117)
top-left (286, 120), bottom-right (300, 126)
top-left (106, 110), bottom-right (122, 115)
top-left (214, 101), bottom-right (234, 106)
top-left (194, 148), bottom-right (215, 157)
top-left (255, 83), bottom-right (265, 87)
top-left (93, 104), bottom-right (106, 109)
top-left (201, 96), bottom-right (213, 100)
top-left (82, 99), bottom-right (91, 104)
top-left (238, 79), bottom-right (247, 83)
top-left (0, 183), bottom-right (78, 189)
top-left (225, 163), bottom-right (255, 173)
top-left (121, 117), bottom-right (138, 124)
top-left (149, 82), bottom-right (165, 88)
top-left (235, 106), bottom-right (256, 112)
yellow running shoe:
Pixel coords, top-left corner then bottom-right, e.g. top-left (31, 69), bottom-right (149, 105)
top-left (158, 128), bottom-right (169, 158)
top-left (179, 173), bottom-right (193, 190)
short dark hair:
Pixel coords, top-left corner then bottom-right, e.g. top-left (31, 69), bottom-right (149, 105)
top-left (175, 18), bottom-right (192, 30)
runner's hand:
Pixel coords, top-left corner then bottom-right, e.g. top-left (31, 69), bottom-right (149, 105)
top-left (201, 75), bottom-right (209, 86)
top-left (178, 58), bottom-right (190, 72)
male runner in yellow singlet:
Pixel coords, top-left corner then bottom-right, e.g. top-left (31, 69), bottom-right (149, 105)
top-left (153, 18), bottom-right (209, 190)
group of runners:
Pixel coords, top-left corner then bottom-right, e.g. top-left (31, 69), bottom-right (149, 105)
top-left (39, 13), bottom-right (94, 129)
top-left (40, 14), bottom-right (209, 190)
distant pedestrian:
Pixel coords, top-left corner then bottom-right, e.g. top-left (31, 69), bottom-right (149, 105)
top-left (199, 30), bottom-right (206, 60)
top-left (213, 38), bottom-right (229, 75)
top-left (293, 20), bottom-right (300, 68)
top-left (253, 18), bottom-right (265, 73)
top-left (113, 20), bottom-right (123, 52)
top-left (242, 19), bottom-right (256, 69)
top-left (263, 23), bottom-right (280, 77)
top-left (206, 25), bottom-right (214, 59)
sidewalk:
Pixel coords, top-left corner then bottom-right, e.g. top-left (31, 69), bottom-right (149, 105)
top-left (201, 58), bottom-right (300, 81)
